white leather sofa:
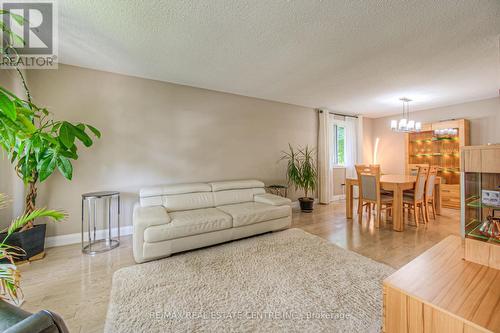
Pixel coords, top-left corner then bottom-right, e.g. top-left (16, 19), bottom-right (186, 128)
top-left (133, 180), bottom-right (292, 263)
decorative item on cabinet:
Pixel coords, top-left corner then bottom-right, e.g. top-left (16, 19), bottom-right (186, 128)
top-left (477, 209), bottom-right (500, 239)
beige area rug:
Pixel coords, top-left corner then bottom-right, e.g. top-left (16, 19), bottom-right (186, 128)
top-left (105, 228), bottom-right (394, 333)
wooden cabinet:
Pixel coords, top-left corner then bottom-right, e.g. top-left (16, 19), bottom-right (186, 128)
top-left (481, 149), bottom-right (500, 173)
top-left (384, 288), bottom-right (479, 333)
top-left (440, 184), bottom-right (460, 209)
top-left (462, 144), bottom-right (500, 269)
top-left (383, 236), bottom-right (500, 333)
top-left (405, 119), bottom-right (470, 209)
top-left (463, 148), bottom-right (482, 172)
top-left (465, 238), bottom-right (500, 269)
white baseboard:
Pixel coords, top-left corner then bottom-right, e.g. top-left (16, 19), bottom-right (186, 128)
top-left (45, 225), bottom-right (133, 248)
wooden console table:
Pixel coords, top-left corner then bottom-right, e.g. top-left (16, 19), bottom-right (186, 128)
top-left (383, 235), bottom-right (500, 333)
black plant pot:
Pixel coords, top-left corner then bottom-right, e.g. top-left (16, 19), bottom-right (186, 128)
top-left (299, 197), bottom-right (314, 212)
top-left (0, 224), bottom-right (46, 262)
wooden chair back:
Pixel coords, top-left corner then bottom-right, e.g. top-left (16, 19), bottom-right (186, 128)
top-left (355, 164), bottom-right (381, 203)
top-left (414, 165), bottom-right (430, 201)
top-left (425, 165), bottom-right (439, 199)
top-left (408, 163), bottom-right (430, 176)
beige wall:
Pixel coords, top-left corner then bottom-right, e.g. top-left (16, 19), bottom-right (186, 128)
top-left (332, 168), bottom-right (346, 196)
top-left (5, 64), bottom-right (316, 237)
top-left (361, 116), bottom-right (374, 164)
top-left (370, 97), bottom-right (500, 174)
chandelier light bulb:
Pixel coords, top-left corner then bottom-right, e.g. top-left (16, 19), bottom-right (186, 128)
top-left (407, 120), bottom-right (415, 130)
top-left (390, 120), bottom-right (397, 130)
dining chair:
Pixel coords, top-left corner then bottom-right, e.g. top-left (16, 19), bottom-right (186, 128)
top-left (424, 165), bottom-right (439, 222)
top-left (408, 163), bottom-right (430, 176)
top-left (403, 165), bottom-right (429, 227)
top-left (355, 164), bottom-right (393, 228)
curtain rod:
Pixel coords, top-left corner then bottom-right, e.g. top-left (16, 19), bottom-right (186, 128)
top-left (317, 109), bottom-right (358, 118)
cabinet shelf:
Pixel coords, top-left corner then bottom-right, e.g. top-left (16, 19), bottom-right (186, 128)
top-left (410, 137), bottom-right (459, 143)
top-left (439, 168), bottom-right (460, 173)
top-left (465, 196), bottom-right (500, 209)
top-left (466, 198), bottom-right (500, 209)
top-left (410, 153), bottom-right (459, 157)
top-left (465, 218), bottom-right (478, 229)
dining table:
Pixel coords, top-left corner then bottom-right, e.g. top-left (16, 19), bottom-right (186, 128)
top-left (345, 174), bottom-right (441, 231)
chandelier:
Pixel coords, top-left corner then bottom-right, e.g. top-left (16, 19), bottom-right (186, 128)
top-left (390, 98), bottom-right (421, 132)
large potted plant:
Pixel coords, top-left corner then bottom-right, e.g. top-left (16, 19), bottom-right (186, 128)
top-left (280, 144), bottom-right (317, 212)
top-left (0, 10), bottom-right (101, 260)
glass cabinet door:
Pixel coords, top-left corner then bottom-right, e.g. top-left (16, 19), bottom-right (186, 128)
top-left (463, 172), bottom-right (481, 239)
top-left (463, 172), bottom-right (500, 244)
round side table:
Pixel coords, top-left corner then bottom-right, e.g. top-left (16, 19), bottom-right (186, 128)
top-left (81, 191), bottom-right (120, 255)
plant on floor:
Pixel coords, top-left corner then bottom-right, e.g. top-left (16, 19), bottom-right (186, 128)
top-left (0, 194), bottom-right (66, 305)
top-left (0, 10), bottom-right (101, 231)
top-left (280, 144), bottom-right (317, 212)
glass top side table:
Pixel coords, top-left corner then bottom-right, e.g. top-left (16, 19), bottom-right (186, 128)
top-left (81, 191), bottom-right (120, 255)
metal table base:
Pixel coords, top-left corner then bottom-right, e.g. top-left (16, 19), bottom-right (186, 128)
top-left (81, 191), bottom-right (120, 255)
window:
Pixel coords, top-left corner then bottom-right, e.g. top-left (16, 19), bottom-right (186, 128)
top-left (331, 122), bottom-right (345, 166)
top-left (335, 125), bottom-right (345, 165)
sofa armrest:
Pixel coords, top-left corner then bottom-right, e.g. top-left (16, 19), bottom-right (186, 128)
top-left (133, 204), bottom-right (171, 228)
top-left (254, 193), bottom-right (292, 206)
top-left (3, 310), bottom-right (68, 333)
top-left (133, 204), bottom-right (170, 263)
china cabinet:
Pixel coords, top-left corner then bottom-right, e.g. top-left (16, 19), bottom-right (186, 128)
top-left (405, 119), bottom-right (469, 208)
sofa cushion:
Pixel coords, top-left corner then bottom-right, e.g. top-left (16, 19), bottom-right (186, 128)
top-left (140, 183), bottom-right (211, 197)
top-left (254, 193), bottom-right (292, 206)
top-left (140, 183), bottom-right (212, 208)
top-left (213, 188), bottom-right (266, 206)
top-left (209, 180), bottom-right (264, 192)
top-left (216, 202), bottom-right (290, 227)
top-left (144, 208), bottom-right (232, 243)
top-left (162, 192), bottom-right (215, 212)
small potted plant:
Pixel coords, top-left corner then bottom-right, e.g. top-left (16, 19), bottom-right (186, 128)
top-left (280, 144), bottom-right (317, 212)
top-left (0, 194), bottom-right (65, 305)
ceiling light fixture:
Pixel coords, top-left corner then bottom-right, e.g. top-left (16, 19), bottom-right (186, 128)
top-left (390, 98), bottom-right (421, 132)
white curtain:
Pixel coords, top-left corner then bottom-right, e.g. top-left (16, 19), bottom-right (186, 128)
top-left (317, 110), bottom-right (331, 204)
top-left (344, 117), bottom-right (358, 179)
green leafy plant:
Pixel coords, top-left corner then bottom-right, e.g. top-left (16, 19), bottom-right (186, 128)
top-left (0, 88), bottom-right (101, 224)
top-left (280, 144), bottom-right (317, 198)
top-left (0, 194), bottom-right (66, 305)
top-left (0, 10), bottom-right (101, 230)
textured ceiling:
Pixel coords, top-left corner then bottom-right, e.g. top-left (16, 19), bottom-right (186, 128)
top-left (59, 0), bottom-right (500, 117)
